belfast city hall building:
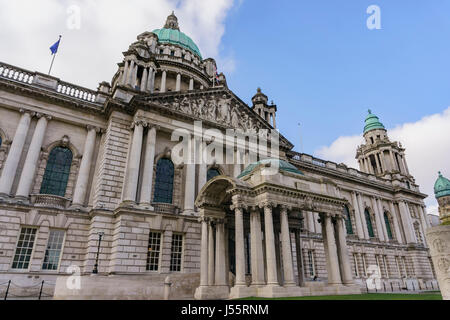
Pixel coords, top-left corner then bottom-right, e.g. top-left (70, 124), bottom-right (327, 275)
top-left (0, 13), bottom-right (437, 299)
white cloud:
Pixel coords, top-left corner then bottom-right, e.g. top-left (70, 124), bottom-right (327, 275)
top-left (0, 0), bottom-right (235, 89)
top-left (315, 107), bottom-right (450, 213)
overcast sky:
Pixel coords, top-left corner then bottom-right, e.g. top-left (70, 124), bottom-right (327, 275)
top-left (0, 0), bottom-right (448, 214)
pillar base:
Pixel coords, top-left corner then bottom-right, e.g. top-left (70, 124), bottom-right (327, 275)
top-left (194, 286), bottom-right (229, 300)
top-left (229, 285), bottom-right (257, 299)
top-left (0, 193), bottom-right (10, 202)
top-left (69, 204), bottom-right (89, 212)
top-left (182, 210), bottom-right (196, 216)
top-left (119, 201), bottom-right (137, 208)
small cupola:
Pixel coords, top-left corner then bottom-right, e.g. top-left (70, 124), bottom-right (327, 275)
top-left (251, 88), bottom-right (278, 128)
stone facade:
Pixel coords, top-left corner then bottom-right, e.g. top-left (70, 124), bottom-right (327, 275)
top-left (0, 13), bottom-right (436, 299)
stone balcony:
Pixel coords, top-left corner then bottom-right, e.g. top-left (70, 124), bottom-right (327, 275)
top-left (31, 194), bottom-right (71, 210)
top-left (152, 203), bottom-right (180, 215)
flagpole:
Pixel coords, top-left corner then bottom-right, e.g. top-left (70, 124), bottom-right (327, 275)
top-left (48, 35), bottom-right (62, 75)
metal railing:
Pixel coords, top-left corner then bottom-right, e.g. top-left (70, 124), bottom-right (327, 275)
top-left (0, 280), bottom-right (55, 300)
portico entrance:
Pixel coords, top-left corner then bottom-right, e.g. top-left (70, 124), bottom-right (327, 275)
top-left (194, 171), bottom-right (361, 300)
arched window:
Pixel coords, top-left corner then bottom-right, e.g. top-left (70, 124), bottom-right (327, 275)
top-left (344, 206), bottom-right (354, 235)
top-left (153, 158), bottom-right (174, 204)
top-left (40, 147), bottom-right (73, 197)
top-left (365, 209), bottom-right (375, 238)
top-left (384, 212), bottom-right (393, 240)
top-left (207, 168), bottom-right (221, 181)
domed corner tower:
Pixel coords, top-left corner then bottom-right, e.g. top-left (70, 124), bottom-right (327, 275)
top-left (251, 88), bottom-right (277, 128)
top-left (355, 110), bottom-right (417, 189)
top-left (111, 12), bottom-right (224, 103)
top-left (434, 171), bottom-right (450, 225)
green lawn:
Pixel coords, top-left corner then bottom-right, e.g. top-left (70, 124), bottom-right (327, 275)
top-left (239, 293), bottom-right (443, 300)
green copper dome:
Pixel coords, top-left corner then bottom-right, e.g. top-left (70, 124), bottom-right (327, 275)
top-left (238, 159), bottom-right (304, 179)
top-left (364, 110), bottom-right (386, 134)
top-left (434, 172), bottom-right (450, 198)
top-left (152, 28), bottom-right (202, 59)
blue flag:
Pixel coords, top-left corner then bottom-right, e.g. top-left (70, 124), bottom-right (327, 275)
top-left (50, 38), bottom-right (61, 55)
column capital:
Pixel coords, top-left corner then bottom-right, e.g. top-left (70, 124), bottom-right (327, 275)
top-left (230, 203), bottom-right (246, 211)
top-left (35, 113), bottom-right (52, 121)
top-left (86, 125), bottom-right (103, 133)
top-left (147, 123), bottom-right (161, 131)
top-left (259, 201), bottom-right (275, 210)
top-left (130, 119), bottom-right (148, 130)
top-left (19, 109), bottom-right (34, 116)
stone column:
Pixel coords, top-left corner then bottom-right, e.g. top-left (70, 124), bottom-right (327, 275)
top-left (160, 70), bottom-right (167, 93)
top-left (401, 154), bottom-right (410, 175)
top-left (280, 206), bottom-right (295, 286)
top-left (139, 125), bottom-right (157, 208)
top-left (72, 126), bottom-right (98, 207)
top-left (295, 229), bottom-right (305, 286)
top-left (197, 140), bottom-right (207, 193)
top-left (307, 212), bottom-right (315, 233)
top-left (0, 110), bottom-right (32, 196)
top-left (398, 201), bottom-right (416, 244)
top-left (263, 204), bottom-right (279, 286)
top-left (16, 114), bottom-right (51, 199)
top-left (371, 197), bottom-right (385, 242)
top-left (189, 78), bottom-right (194, 91)
top-left (208, 222), bottom-right (215, 286)
top-left (322, 214), bottom-right (343, 285)
top-left (234, 205), bottom-right (246, 287)
top-left (233, 149), bottom-right (242, 178)
top-left (389, 151), bottom-right (397, 171)
top-left (351, 192), bottom-right (364, 239)
top-left (200, 217), bottom-right (209, 287)
top-left (376, 198), bottom-right (389, 241)
top-left (121, 60), bottom-right (129, 85)
top-left (272, 113), bottom-right (277, 129)
top-left (215, 220), bottom-right (227, 286)
top-left (176, 73), bottom-right (181, 92)
top-left (419, 205), bottom-right (431, 230)
top-left (336, 216), bottom-right (354, 285)
top-left (126, 60), bottom-right (135, 86)
top-left (151, 70), bottom-right (156, 94)
top-left (146, 67), bottom-right (153, 93)
top-left (132, 64), bottom-right (138, 89)
top-left (184, 136), bottom-right (195, 214)
top-left (250, 208), bottom-right (265, 286)
top-left (140, 67), bottom-right (148, 92)
top-left (389, 202), bottom-right (404, 244)
top-left (374, 153), bottom-right (382, 174)
top-left (357, 193), bottom-right (370, 239)
top-left (122, 120), bottom-right (146, 204)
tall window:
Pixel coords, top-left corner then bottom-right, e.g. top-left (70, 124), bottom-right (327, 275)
top-left (365, 209), bottom-right (375, 238)
top-left (40, 147), bottom-right (73, 197)
top-left (0, 135), bottom-right (2, 147)
top-left (307, 250), bottom-right (316, 277)
top-left (207, 168), bottom-right (221, 181)
top-left (42, 229), bottom-right (65, 270)
top-left (12, 227), bottom-right (37, 269)
top-left (146, 232), bottom-right (162, 271)
top-left (384, 212), bottom-right (393, 240)
top-left (383, 255), bottom-right (390, 278)
top-left (153, 158), bottom-right (174, 204)
top-left (344, 206), bottom-right (354, 235)
top-left (170, 234), bottom-right (183, 272)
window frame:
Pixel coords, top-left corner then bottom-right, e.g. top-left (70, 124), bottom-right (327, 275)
top-left (153, 158), bottom-right (175, 204)
top-left (39, 146), bottom-right (73, 197)
top-left (42, 228), bottom-right (66, 272)
top-left (11, 226), bottom-right (39, 271)
top-left (344, 205), bottom-right (354, 235)
top-left (169, 233), bottom-right (184, 273)
top-left (365, 209), bottom-right (375, 238)
top-left (384, 212), bottom-right (394, 240)
top-left (307, 250), bottom-right (316, 277)
top-left (146, 231), bottom-right (163, 272)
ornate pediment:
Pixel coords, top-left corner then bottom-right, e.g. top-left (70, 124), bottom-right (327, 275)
top-left (137, 88), bottom-right (294, 149)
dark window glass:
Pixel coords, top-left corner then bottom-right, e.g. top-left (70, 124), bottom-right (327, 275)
top-left (12, 228), bottom-right (37, 269)
top-left (384, 212), bottom-right (393, 240)
top-left (344, 206), bottom-right (354, 235)
top-left (153, 158), bottom-right (174, 204)
top-left (0, 135), bottom-right (2, 147)
top-left (40, 147), bottom-right (73, 197)
top-left (146, 232), bottom-right (162, 271)
top-left (42, 229), bottom-right (65, 270)
top-left (365, 209), bottom-right (375, 238)
top-left (170, 234), bottom-right (183, 272)
top-left (207, 168), bottom-right (221, 181)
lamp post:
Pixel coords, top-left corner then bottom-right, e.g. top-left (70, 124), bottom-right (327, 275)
top-left (92, 232), bottom-right (104, 274)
